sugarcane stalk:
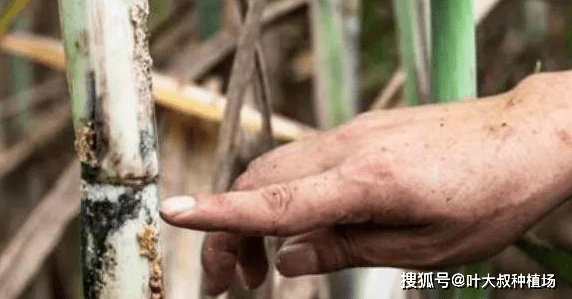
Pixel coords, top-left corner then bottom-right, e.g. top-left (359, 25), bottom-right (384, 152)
top-left (57, 0), bottom-right (162, 298)
top-left (310, 0), bottom-right (352, 128)
top-left (431, 0), bottom-right (476, 103)
top-left (430, 1), bottom-right (488, 298)
top-left (392, 0), bottom-right (421, 106)
top-left (341, 0), bottom-right (360, 116)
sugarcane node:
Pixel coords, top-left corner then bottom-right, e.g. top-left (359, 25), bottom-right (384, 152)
top-left (116, 173), bottom-right (159, 190)
top-left (109, 152), bottom-right (122, 167)
top-left (80, 155), bottom-right (158, 188)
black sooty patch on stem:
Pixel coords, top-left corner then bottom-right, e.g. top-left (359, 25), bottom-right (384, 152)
top-left (81, 190), bottom-right (141, 299)
top-left (87, 70), bottom-right (97, 121)
top-left (81, 163), bottom-right (100, 184)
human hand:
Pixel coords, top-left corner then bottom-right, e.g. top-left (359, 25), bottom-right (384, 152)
top-left (160, 71), bottom-right (572, 295)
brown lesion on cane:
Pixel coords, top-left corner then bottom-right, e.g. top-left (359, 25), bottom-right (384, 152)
top-left (75, 122), bottom-right (98, 165)
top-left (137, 224), bottom-right (158, 259)
top-left (149, 258), bottom-right (164, 299)
top-left (129, 0), bottom-right (154, 120)
top-left (137, 224), bottom-right (164, 299)
top-left (75, 29), bottom-right (89, 56)
top-left (109, 152), bottom-right (122, 168)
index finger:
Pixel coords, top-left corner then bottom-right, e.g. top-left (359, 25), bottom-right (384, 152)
top-left (160, 168), bottom-right (375, 236)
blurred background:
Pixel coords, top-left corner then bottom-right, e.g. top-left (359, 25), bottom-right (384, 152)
top-left (1, 0), bottom-right (572, 298)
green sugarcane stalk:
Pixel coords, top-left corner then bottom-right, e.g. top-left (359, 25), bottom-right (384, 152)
top-left (57, 0), bottom-right (163, 298)
top-left (431, 0), bottom-right (476, 103)
top-left (310, 0), bottom-right (351, 128)
top-left (341, 0), bottom-right (360, 118)
top-left (430, 1), bottom-right (488, 298)
top-left (392, 0), bottom-right (421, 106)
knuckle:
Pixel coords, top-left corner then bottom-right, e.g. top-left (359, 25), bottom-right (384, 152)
top-left (362, 157), bottom-right (398, 184)
top-left (344, 154), bottom-right (398, 184)
top-left (261, 184), bottom-right (294, 214)
top-left (340, 156), bottom-right (400, 200)
top-left (260, 184), bottom-right (294, 232)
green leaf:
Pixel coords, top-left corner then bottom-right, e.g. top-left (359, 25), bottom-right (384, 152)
top-left (459, 262), bottom-right (491, 299)
top-left (517, 239), bottom-right (572, 287)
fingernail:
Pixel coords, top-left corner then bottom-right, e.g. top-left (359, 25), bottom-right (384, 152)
top-left (276, 244), bottom-right (318, 277)
top-left (160, 196), bottom-right (196, 214)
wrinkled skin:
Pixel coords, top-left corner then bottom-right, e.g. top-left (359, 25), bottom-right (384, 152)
top-left (160, 71), bottom-right (572, 295)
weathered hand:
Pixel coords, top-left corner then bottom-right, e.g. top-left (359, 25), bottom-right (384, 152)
top-left (160, 71), bottom-right (572, 295)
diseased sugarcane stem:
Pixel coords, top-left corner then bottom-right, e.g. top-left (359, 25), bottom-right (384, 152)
top-left (58, 0), bottom-right (162, 298)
